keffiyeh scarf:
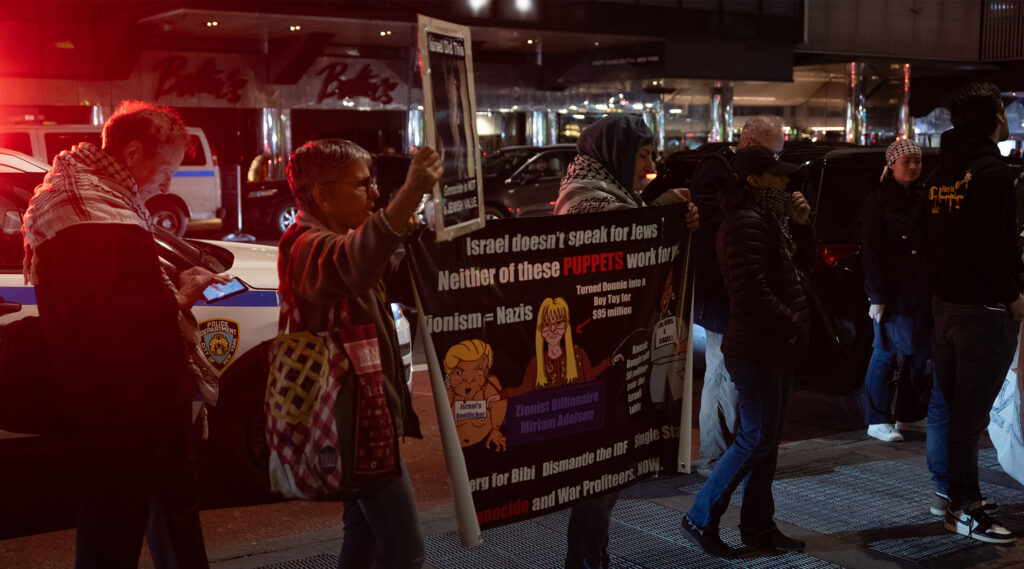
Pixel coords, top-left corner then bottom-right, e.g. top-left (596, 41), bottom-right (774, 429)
top-left (22, 142), bottom-right (149, 284)
top-left (558, 154), bottom-right (644, 214)
top-left (750, 187), bottom-right (796, 257)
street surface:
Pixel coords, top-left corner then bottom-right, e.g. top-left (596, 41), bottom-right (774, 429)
top-left (0, 360), bottom-right (852, 569)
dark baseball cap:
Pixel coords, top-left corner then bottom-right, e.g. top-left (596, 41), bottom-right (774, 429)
top-left (732, 146), bottom-right (801, 181)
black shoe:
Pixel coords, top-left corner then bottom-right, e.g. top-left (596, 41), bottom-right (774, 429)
top-left (944, 503), bottom-right (1016, 544)
top-left (680, 514), bottom-right (738, 558)
top-left (740, 527), bottom-right (806, 552)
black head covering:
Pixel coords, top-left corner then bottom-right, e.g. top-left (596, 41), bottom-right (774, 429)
top-left (576, 114), bottom-right (654, 191)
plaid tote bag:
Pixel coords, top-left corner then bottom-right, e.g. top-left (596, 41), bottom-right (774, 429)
top-left (265, 293), bottom-right (400, 500)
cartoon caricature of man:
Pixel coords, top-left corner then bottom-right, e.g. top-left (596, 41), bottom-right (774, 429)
top-left (443, 339), bottom-right (507, 451)
top-left (650, 269), bottom-right (687, 405)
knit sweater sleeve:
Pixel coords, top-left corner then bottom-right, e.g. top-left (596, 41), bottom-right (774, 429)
top-left (287, 212), bottom-right (405, 304)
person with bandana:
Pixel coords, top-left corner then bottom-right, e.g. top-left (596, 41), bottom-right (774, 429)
top-left (680, 145), bottom-right (813, 557)
top-left (22, 101), bottom-right (227, 568)
top-left (862, 139), bottom-right (934, 443)
top-left (554, 113), bottom-right (698, 569)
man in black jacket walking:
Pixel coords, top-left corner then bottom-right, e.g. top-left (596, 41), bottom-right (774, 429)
top-left (926, 82), bottom-right (1023, 544)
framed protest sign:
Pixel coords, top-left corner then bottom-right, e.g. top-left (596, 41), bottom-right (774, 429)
top-left (417, 14), bottom-right (485, 242)
top-left (408, 205), bottom-right (695, 533)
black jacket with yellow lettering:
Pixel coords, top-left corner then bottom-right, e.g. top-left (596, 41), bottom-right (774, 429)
top-left (925, 128), bottom-right (1023, 305)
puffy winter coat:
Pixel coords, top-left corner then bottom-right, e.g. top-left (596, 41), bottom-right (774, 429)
top-left (717, 208), bottom-right (815, 366)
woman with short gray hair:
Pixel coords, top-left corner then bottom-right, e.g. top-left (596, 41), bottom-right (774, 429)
top-left (277, 140), bottom-right (441, 568)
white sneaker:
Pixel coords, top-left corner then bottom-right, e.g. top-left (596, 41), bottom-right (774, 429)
top-left (867, 423), bottom-right (904, 442)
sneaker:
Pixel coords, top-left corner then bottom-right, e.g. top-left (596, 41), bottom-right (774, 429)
top-left (680, 514), bottom-right (738, 558)
top-left (931, 492), bottom-right (999, 517)
top-left (867, 423), bottom-right (904, 442)
top-left (740, 527), bottom-right (806, 552)
top-left (944, 503), bottom-right (1015, 544)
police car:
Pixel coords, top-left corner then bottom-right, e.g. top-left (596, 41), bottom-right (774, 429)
top-left (0, 148), bottom-right (413, 495)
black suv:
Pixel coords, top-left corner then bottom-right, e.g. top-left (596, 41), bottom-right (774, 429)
top-left (243, 153), bottom-right (412, 238)
top-left (482, 144), bottom-right (577, 219)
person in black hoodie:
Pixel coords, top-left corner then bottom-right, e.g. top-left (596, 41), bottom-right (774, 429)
top-left (680, 146), bottom-right (813, 557)
top-left (925, 82), bottom-right (1023, 544)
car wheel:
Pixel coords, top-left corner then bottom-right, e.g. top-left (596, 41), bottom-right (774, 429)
top-left (149, 201), bottom-right (187, 236)
top-left (209, 357), bottom-right (271, 497)
top-left (272, 198), bottom-right (298, 237)
top-left (484, 206), bottom-right (506, 220)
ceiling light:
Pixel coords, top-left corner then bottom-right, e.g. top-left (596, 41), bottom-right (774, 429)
top-left (668, 108), bottom-right (683, 114)
top-left (289, 25), bottom-right (302, 31)
top-left (380, 31), bottom-right (387, 36)
top-left (205, 21), bottom-right (218, 27)
top-left (526, 39), bottom-right (534, 45)
top-left (515, 0), bottom-right (533, 12)
top-left (594, 42), bottom-right (600, 47)
top-left (468, 0), bottom-right (488, 12)
top-left (572, 114), bottom-right (586, 120)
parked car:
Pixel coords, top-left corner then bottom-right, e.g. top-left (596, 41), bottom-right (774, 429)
top-left (0, 124), bottom-right (224, 236)
top-left (244, 153), bottom-right (412, 238)
top-left (0, 148), bottom-right (413, 498)
top-left (482, 143), bottom-right (577, 219)
top-left (481, 144), bottom-right (541, 179)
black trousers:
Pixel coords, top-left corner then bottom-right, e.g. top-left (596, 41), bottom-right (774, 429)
top-left (75, 405), bottom-right (208, 569)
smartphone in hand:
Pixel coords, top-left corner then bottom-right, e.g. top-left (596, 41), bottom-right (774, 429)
top-left (201, 277), bottom-right (246, 303)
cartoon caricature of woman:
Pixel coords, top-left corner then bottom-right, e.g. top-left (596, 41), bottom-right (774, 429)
top-left (505, 297), bottom-right (621, 397)
top-left (444, 339), bottom-right (507, 451)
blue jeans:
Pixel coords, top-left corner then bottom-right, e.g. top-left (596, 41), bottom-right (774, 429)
top-left (686, 356), bottom-right (793, 532)
top-left (338, 462), bottom-right (424, 569)
top-left (565, 492), bottom-right (619, 569)
top-left (926, 378), bottom-right (949, 495)
top-left (932, 299), bottom-right (1018, 511)
top-left (863, 348), bottom-right (930, 424)
top-left (698, 331), bottom-right (739, 473)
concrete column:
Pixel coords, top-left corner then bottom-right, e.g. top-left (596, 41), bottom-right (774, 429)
top-left (643, 102), bottom-right (666, 156)
top-left (547, 110), bottom-right (558, 146)
top-left (407, 108), bottom-right (423, 153)
top-left (260, 108), bottom-right (291, 180)
top-left (528, 110), bottom-right (546, 147)
top-left (91, 105), bottom-right (112, 127)
top-left (845, 62), bottom-right (867, 145)
top-left (898, 63), bottom-right (913, 141)
top-left (708, 81), bottom-right (734, 143)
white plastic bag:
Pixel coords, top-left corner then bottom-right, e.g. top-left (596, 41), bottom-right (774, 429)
top-left (988, 326), bottom-right (1024, 488)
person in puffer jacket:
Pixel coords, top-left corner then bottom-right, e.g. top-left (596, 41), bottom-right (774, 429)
top-left (680, 145), bottom-right (814, 558)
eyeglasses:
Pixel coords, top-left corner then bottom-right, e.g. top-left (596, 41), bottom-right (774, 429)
top-left (541, 319), bottom-right (567, 332)
top-left (319, 177), bottom-right (378, 192)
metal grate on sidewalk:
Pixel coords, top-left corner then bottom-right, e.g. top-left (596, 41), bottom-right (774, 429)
top-left (424, 499), bottom-right (841, 569)
top-left (251, 554), bottom-right (337, 569)
top-left (677, 458), bottom-right (1024, 565)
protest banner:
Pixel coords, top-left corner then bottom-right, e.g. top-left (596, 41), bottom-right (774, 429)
top-left (408, 204), bottom-right (694, 534)
top-left (417, 14), bottom-right (484, 242)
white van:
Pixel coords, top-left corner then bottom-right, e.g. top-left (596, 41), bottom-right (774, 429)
top-left (0, 125), bottom-right (223, 236)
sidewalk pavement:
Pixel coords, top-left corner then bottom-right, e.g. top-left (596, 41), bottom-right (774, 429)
top-left (209, 423), bottom-right (1024, 569)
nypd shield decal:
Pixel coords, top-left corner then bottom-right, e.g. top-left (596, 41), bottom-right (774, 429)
top-left (199, 319), bottom-right (240, 372)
